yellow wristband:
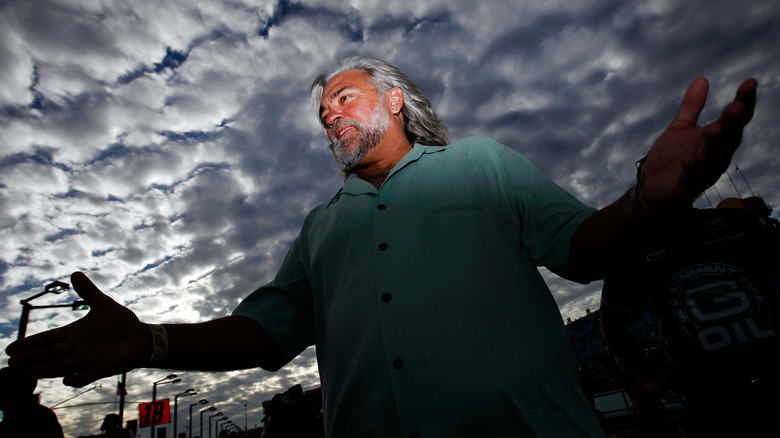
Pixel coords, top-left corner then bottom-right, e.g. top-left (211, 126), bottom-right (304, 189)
top-left (148, 324), bottom-right (169, 368)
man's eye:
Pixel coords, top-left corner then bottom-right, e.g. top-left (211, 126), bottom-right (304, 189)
top-left (340, 95), bottom-right (350, 103)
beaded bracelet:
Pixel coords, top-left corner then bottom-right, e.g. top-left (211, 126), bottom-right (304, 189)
top-left (629, 184), bottom-right (653, 224)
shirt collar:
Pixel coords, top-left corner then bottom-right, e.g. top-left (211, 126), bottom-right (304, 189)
top-left (326, 144), bottom-right (448, 204)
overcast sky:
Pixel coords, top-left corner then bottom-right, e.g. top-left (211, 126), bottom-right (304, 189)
top-left (1, 0), bottom-right (778, 436)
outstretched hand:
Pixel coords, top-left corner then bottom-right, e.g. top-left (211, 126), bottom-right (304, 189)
top-left (6, 272), bottom-right (151, 388)
top-left (639, 77), bottom-right (758, 212)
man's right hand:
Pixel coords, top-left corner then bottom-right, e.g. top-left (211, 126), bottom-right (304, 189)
top-left (6, 272), bottom-right (151, 388)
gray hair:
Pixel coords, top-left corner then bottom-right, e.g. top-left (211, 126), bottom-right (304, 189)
top-left (310, 56), bottom-right (449, 146)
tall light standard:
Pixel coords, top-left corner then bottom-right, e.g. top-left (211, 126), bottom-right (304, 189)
top-left (243, 404), bottom-right (247, 431)
top-left (152, 374), bottom-right (180, 438)
top-left (200, 406), bottom-right (216, 438)
top-left (17, 281), bottom-right (89, 339)
top-left (189, 399), bottom-right (208, 438)
top-left (208, 412), bottom-right (223, 438)
top-left (174, 388), bottom-right (197, 438)
top-left (214, 417), bottom-right (229, 438)
top-left (218, 420), bottom-right (229, 437)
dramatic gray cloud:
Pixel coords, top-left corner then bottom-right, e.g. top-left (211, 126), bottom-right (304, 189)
top-left (1, 0), bottom-right (778, 436)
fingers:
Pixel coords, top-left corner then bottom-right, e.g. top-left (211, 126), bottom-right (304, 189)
top-left (21, 350), bottom-right (101, 388)
top-left (7, 329), bottom-right (69, 366)
top-left (668, 77), bottom-right (709, 129)
top-left (720, 78), bottom-right (758, 130)
top-left (63, 368), bottom-right (102, 388)
top-left (8, 328), bottom-right (105, 388)
top-left (702, 78), bottom-right (758, 154)
top-left (671, 77), bottom-right (757, 132)
top-left (736, 77), bottom-right (758, 118)
top-left (71, 271), bottom-right (116, 310)
top-left (6, 325), bottom-right (67, 357)
top-left (29, 354), bottom-right (82, 380)
top-left (6, 331), bottom-right (84, 381)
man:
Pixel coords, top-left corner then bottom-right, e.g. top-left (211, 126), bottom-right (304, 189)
top-left (600, 196), bottom-right (780, 437)
top-left (6, 56), bottom-right (757, 437)
top-left (0, 367), bottom-right (65, 438)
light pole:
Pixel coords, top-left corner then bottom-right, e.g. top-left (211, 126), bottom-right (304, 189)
top-left (174, 388), bottom-right (197, 438)
top-left (243, 404), bottom-right (247, 431)
top-left (208, 413), bottom-right (223, 438)
top-left (214, 417), bottom-right (228, 438)
top-left (17, 281), bottom-right (89, 339)
top-left (189, 399), bottom-right (208, 438)
top-left (152, 374), bottom-right (180, 438)
top-left (218, 420), bottom-right (232, 437)
top-left (200, 406), bottom-right (216, 438)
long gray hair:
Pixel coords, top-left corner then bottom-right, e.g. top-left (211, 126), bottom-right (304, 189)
top-left (310, 56), bottom-right (450, 146)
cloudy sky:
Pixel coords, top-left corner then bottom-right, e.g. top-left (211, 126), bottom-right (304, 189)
top-left (1, 0), bottom-right (778, 436)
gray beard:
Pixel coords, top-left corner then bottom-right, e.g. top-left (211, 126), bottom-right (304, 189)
top-left (329, 102), bottom-right (391, 171)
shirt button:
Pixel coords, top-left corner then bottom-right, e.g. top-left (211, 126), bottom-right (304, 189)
top-left (377, 204), bottom-right (386, 210)
top-left (381, 293), bottom-right (392, 303)
top-left (392, 358), bottom-right (404, 370)
top-left (378, 242), bottom-right (388, 251)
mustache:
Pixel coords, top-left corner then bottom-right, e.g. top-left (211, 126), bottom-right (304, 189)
top-left (329, 119), bottom-right (362, 152)
top-left (332, 119), bottom-right (361, 133)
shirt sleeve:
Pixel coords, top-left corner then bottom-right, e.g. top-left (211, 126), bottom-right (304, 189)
top-left (499, 145), bottom-right (596, 280)
top-left (232, 234), bottom-right (316, 364)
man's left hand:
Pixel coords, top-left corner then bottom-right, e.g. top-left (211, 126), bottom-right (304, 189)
top-left (638, 77), bottom-right (758, 214)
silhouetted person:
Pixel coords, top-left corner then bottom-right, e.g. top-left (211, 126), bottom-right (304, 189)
top-left (601, 198), bottom-right (780, 437)
top-left (101, 413), bottom-right (121, 437)
top-left (0, 366), bottom-right (64, 438)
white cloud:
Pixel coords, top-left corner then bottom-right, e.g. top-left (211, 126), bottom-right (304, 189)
top-left (2, 0), bottom-right (779, 435)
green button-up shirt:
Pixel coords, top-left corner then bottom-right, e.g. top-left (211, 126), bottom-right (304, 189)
top-left (234, 137), bottom-right (603, 437)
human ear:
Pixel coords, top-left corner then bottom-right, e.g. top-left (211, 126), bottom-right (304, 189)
top-left (387, 87), bottom-right (404, 114)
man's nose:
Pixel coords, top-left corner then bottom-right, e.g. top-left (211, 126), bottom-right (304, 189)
top-left (325, 110), bottom-right (343, 127)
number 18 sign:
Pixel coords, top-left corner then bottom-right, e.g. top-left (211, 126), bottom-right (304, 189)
top-left (139, 399), bottom-right (171, 428)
